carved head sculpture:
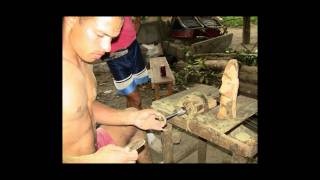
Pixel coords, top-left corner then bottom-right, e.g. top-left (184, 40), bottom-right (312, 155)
top-left (217, 59), bottom-right (239, 120)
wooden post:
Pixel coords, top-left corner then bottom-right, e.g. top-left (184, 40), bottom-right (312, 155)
top-left (154, 84), bottom-right (160, 100)
top-left (167, 82), bottom-right (173, 96)
top-left (161, 123), bottom-right (173, 163)
top-left (197, 138), bottom-right (207, 163)
top-left (243, 16), bottom-right (251, 44)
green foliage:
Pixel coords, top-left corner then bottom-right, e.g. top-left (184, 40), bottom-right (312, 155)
top-left (173, 45), bottom-right (257, 88)
top-left (174, 57), bottom-right (222, 87)
top-left (235, 53), bottom-right (257, 66)
top-left (225, 48), bottom-right (258, 66)
top-left (222, 16), bottom-right (258, 27)
top-left (250, 16), bottom-right (258, 24)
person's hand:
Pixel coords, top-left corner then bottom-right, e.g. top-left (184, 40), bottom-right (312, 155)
top-left (91, 144), bottom-right (138, 163)
top-left (131, 109), bottom-right (166, 131)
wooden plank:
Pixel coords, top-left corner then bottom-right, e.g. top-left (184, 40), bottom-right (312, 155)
top-left (168, 116), bottom-right (257, 157)
top-left (196, 95), bottom-right (257, 133)
top-left (149, 57), bottom-right (175, 85)
top-left (229, 125), bottom-right (257, 146)
top-left (229, 125), bottom-right (257, 159)
top-left (152, 85), bottom-right (257, 134)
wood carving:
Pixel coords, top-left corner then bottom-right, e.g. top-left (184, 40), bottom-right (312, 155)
top-left (217, 59), bottom-right (239, 120)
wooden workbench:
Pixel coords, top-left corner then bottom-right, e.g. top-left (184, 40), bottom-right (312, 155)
top-left (151, 84), bottom-right (258, 163)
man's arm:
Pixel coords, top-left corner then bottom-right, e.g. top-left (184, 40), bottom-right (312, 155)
top-left (93, 100), bottom-right (167, 131)
top-left (63, 153), bottom-right (95, 163)
top-left (92, 100), bottom-right (135, 126)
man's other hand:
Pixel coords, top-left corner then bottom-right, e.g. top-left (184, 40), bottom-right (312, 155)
top-left (93, 144), bottom-right (138, 163)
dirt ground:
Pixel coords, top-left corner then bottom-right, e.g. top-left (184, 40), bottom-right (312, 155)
top-left (93, 23), bottom-right (258, 163)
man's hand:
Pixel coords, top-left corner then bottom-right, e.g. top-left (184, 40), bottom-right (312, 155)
top-left (131, 109), bottom-right (166, 131)
top-left (91, 144), bottom-right (138, 163)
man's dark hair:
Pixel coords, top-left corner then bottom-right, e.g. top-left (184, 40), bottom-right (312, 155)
top-left (79, 16), bottom-right (124, 24)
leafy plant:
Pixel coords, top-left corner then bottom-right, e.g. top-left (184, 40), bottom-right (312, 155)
top-left (173, 46), bottom-right (257, 89)
top-left (224, 48), bottom-right (258, 66)
top-left (174, 57), bottom-right (222, 87)
top-left (222, 16), bottom-right (258, 27)
top-left (235, 53), bottom-right (257, 66)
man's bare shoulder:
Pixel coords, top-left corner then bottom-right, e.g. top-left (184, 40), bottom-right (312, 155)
top-left (63, 60), bottom-right (88, 119)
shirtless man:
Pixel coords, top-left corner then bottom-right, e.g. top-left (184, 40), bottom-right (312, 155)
top-left (63, 16), bottom-right (166, 163)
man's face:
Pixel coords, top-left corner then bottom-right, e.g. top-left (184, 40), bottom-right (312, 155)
top-left (69, 17), bottom-right (123, 62)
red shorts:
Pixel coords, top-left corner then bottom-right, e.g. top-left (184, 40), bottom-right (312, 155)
top-left (95, 127), bottom-right (115, 150)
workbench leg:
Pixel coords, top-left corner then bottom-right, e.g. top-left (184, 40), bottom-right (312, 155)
top-left (161, 123), bottom-right (173, 163)
top-left (166, 82), bottom-right (173, 96)
top-left (197, 138), bottom-right (207, 163)
top-left (231, 153), bottom-right (248, 163)
top-left (154, 84), bottom-right (160, 100)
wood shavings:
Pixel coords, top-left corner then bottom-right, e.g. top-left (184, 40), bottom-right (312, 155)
top-left (176, 91), bottom-right (208, 132)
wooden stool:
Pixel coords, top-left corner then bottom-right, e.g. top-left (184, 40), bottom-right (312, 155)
top-left (149, 57), bottom-right (175, 100)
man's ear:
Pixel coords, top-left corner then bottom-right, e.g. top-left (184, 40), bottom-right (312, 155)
top-left (64, 17), bottom-right (80, 28)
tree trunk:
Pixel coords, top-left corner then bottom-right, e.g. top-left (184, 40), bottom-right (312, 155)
top-left (204, 60), bottom-right (229, 70)
top-left (193, 52), bottom-right (237, 58)
top-left (240, 65), bottom-right (257, 74)
top-left (205, 61), bottom-right (257, 74)
top-left (243, 16), bottom-right (251, 44)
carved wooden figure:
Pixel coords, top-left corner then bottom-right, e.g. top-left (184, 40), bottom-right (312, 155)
top-left (217, 59), bottom-right (239, 120)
